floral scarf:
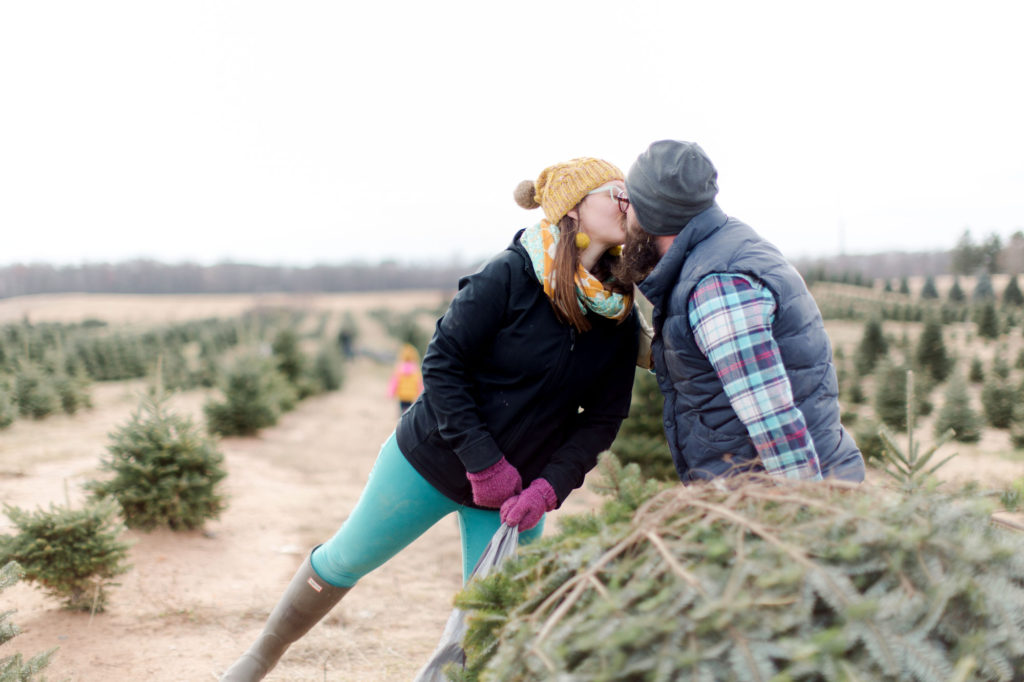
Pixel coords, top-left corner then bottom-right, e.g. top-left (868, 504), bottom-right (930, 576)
top-left (520, 220), bottom-right (631, 321)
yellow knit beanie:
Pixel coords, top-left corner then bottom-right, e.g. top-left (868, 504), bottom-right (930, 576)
top-left (513, 157), bottom-right (623, 224)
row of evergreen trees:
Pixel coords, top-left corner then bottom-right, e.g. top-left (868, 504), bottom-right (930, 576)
top-left (203, 327), bottom-right (345, 436)
top-left (613, 297), bottom-right (1024, 479)
top-left (882, 271), bottom-right (1024, 306)
top-left (0, 308), bottom-right (346, 431)
top-left (0, 310), bottom-right (351, 624)
top-left (841, 304), bottom-right (1024, 467)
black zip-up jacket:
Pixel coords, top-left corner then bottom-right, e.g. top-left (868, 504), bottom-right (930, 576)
top-left (396, 231), bottom-right (639, 509)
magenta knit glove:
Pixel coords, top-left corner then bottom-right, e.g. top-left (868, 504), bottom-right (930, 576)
top-left (500, 478), bottom-right (557, 531)
top-left (466, 457), bottom-right (523, 508)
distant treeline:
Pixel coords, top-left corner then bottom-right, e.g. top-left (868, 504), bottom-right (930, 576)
top-left (796, 229), bottom-right (1024, 281)
top-left (0, 260), bottom-right (477, 299)
top-left (794, 250), bottom-right (952, 281)
top-left (4, 228), bottom-right (1022, 298)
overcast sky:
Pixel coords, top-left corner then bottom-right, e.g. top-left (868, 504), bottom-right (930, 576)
top-left (1, 0), bottom-right (1021, 267)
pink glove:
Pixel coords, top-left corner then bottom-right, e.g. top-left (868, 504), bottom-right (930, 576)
top-left (500, 478), bottom-right (557, 531)
top-left (466, 457), bottom-right (522, 508)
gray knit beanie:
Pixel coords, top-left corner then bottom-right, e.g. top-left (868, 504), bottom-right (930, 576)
top-left (626, 140), bottom-right (719, 236)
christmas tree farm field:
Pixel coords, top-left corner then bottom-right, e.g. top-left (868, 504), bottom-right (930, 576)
top-left (0, 291), bottom-right (470, 681)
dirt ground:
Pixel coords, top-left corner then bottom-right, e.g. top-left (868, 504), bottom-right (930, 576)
top-left (2, 293), bottom-right (1023, 681)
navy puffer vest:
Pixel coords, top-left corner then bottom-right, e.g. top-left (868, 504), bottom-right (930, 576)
top-left (639, 205), bottom-right (863, 481)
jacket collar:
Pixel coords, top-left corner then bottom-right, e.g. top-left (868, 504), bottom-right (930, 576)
top-left (638, 204), bottom-right (728, 310)
top-left (510, 228), bottom-right (539, 280)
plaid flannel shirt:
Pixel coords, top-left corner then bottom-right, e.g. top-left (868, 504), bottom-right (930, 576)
top-left (687, 273), bottom-right (823, 480)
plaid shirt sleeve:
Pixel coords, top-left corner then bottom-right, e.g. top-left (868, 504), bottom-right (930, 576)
top-left (687, 273), bottom-right (823, 481)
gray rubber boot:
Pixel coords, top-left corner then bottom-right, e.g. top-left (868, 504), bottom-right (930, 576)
top-left (221, 551), bottom-right (350, 681)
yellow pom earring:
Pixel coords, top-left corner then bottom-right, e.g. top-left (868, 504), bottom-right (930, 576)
top-left (575, 232), bottom-right (591, 250)
top-left (608, 245), bottom-right (623, 256)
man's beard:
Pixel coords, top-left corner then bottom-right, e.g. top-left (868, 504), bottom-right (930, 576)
top-left (613, 224), bottom-right (662, 288)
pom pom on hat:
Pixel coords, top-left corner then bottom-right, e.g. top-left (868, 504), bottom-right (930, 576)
top-left (513, 180), bottom-right (540, 210)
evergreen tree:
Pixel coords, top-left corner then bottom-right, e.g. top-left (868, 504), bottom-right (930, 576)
top-left (843, 372), bottom-right (866, 405)
top-left (882, 279), bottom-right (893, 293)
top-left (876, 370), bottom-right (956, 488)
top-left (52, 371), bottom-right (92, 415)
top-left (968, 356), bottom-right (985, 383)
top-left (13, 364), bottom-right (59, 420)
top-left (852, 418), bottom-right (885, 463)
top-left (204, 355), bottom-right (297, 436)
top-left (0, 499), bottom-right (130, 611)
top-left (982, 370), bottom-right (1015, 429)
top-left (919, 275), bottom-right (939, 300)
top-left (948, 277), bottom-right (966, 303)
top-left (973, 271), bottom-right (996, 301)
top-left (271, 328), bottom-right (313, 397)
top-left (898, 276), bottom-right (910, 295)
top-left (991, 351), bottom-right (1011, 379)
top-left (952, 229), bottom-right (984, 274)
top-left (914, 317), bottom-right (951, 382)
top-left (874, 362), bottom-right (910, 431)
top-left (311, 343), bottom-right (346, 393)
top-left (1010, 401), bottom-right (1024, 449)
top-left (610, 370), bottom-right (676, 481)
top-left (0, 561), bottom-right (56, 680)
top-left (1004, 274), bottom-right (1024, 307)
top-left (854, 318), bottom-right (888, 375)
top-left (270, 327), bottom-right (303, 384)
top-left (974, 301), bottom-right (1000, 339)
top-left (913, 371), bottom-right (935, 416)
top-left (934, 373), bottom-right (982, 442)
top-left (0, 386), bottom-right (14, 430)
top-left (88, 394), bottom-right (227, 531)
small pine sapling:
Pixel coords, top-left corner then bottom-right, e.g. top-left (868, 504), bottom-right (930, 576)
top-left (877, 370), bottom-right (956, 488)
top-left (0, 500), bottom-right (130, 612)
top-left (88, 393), bottom-right (227, 531)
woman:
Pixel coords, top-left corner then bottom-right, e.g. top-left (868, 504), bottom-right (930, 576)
top-left (221, 157), bottom-right (639, 681)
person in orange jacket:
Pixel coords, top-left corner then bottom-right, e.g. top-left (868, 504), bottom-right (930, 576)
top-left (388, 343), bottom-right (423, 414)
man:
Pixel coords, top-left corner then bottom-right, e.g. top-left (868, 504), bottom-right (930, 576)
top-left (616, 140), bottom-right (864, 482)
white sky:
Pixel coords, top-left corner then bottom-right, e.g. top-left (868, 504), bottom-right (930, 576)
top-left (1, 0), bottom-right (1022, 267)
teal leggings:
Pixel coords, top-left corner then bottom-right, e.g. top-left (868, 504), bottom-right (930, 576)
top-left (310, 432), bottom-right (545, 588)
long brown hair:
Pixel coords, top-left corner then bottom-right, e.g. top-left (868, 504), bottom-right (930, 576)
top-left (549, 210), bottom-right (632, 332)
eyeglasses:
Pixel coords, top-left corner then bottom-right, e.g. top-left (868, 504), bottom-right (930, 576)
top-left (587, 183), bottom-right (630, 214)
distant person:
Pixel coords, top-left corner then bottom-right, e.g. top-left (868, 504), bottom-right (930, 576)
top-left (336, 315), bottom-right (356, 359)
top-left (614, 140), bottom-right (864, 483)
top-left (388, 342), bottom-right (423, 414)
top-left (221, 156), bottom-right (639, 680)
